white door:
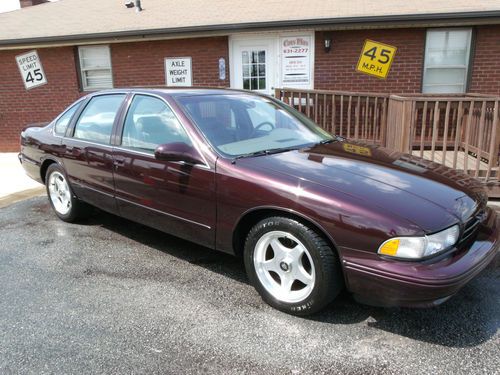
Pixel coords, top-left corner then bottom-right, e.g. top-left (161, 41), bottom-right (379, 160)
top-left (230, 38), bottom-right (276, 96)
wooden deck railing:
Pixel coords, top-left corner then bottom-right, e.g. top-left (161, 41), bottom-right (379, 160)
top-left (275, 88), bottom-right (389, 145)
top-left (275, 88), bottom-right (500, 196)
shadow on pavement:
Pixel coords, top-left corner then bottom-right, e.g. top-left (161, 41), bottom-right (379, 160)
top-left (65, 205), bottom-right (500, 349)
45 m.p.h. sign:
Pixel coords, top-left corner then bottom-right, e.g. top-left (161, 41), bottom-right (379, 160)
top-left (356, 40), bottom-right (397, 79)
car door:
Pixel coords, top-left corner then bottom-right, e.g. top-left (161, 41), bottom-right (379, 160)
top-left (63, 93), bottom-right (127, 214)
top-left (112, 94), bottom-right (216, 248)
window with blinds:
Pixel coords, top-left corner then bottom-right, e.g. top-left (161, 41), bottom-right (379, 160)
top-left (422, 29), bottom-right (472, 94)
top-left (78, 46), bottom-right (113, 91)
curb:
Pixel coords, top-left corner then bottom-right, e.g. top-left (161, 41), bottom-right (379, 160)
top-left (0, 186), bottom-right (46, 209)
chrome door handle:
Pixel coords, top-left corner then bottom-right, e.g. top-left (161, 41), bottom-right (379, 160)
top-left (113, 156), bottom-right (126, 166)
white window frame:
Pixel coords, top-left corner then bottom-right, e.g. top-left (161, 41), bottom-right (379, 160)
top-left (78, 45), bottom-right (114, 91)
top-left (422, 28), bottom-right (472, 94)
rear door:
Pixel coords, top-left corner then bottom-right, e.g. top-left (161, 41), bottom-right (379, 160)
top-left (112, 94), bottom-right (216, 248)
top-left (63, 93), bottom-right (127, 214)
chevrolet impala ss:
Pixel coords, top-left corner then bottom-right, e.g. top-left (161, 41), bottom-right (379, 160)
top-left (19, 89), bottom-right (498, 315)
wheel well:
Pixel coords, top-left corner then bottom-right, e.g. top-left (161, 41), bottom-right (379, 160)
top-left (232, 208), bottom-right (338, 258)
top-left (40, 159), bottom-right (57, 184)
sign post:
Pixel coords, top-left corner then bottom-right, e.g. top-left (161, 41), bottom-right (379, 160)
top-left (165, 57), bottom-right (192, 87)
top-left (16, 50), bottom-right (47, 90)
top-left (356, 40), bottom-right (397, 79)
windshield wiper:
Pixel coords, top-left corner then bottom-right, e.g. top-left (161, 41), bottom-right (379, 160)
top-left (315, 136), bottom-right (345, 146)
top-left (232, 146), bottom-right (300, 162)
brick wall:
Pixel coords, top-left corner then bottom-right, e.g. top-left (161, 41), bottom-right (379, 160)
top-left (314, 29), bottom-right (426, 93)
top-left (1, 28), bottom-right (499, 152)
top-left (0, 37), bottom-right (229, 152)
top-left (111, 37), bottom-right (229, 88)
top-left (469, 25), bottom-right (500, 96)
top-left (0, 47), bottom-right (81, 152)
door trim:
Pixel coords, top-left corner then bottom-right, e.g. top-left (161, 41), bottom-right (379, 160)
top-left (116, 195), bottom-right (212, 229)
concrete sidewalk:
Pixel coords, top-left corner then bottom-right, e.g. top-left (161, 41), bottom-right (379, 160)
top-left (0, 153), bottom-right (44, 208)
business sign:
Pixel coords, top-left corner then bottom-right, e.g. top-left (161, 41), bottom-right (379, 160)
top-left (356, 40), bottom-right (397, 79)
top-left (165, 57), bottom-right (192, 87)
top-left (280, 36), bottom-right (312, 87)
top-left (16, 50), bottom-right (47, 90)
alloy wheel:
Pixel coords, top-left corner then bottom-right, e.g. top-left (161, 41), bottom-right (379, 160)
top-left (48, 171), bottom-right (72, 215)
top-left (253, 230), bottom-right (315, 303)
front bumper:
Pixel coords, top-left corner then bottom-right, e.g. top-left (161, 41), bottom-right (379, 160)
top-left (342, 207), bottom-right (499, 307)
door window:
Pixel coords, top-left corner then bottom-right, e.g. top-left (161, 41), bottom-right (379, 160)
top-left (73, 94), bottom-right (125, 144)
top-left (121, 95), bottom-right (191, 152)
top-left (242, 50), bottom-right (266, 91)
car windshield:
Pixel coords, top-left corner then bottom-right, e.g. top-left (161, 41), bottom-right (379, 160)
top-left (175, 94), bottom-right (333, 157)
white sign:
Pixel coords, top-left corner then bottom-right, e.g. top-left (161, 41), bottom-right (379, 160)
top-left (280, 36), bottom-right (312, 87)
top-left (16, 50), bottom-right (47, 90)
top-left (165, 57), bottom-right (192, 87)
top-left (219, 57), bottom-right (226, 81)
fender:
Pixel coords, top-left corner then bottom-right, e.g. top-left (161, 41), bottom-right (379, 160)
top-left (232, 204), bottom-right (341, 255)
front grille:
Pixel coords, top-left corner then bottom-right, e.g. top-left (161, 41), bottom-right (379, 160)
top-left (460, 209), bottom-right (486, 243)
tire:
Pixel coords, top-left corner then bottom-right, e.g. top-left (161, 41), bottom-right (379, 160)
top-left (244, 216), bottom-right (343, 316)
top-left (45, 164), bottom-right (92, 222)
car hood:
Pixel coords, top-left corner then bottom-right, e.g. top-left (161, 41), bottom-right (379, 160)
top-left (237, 141), bottom-right (488, 232)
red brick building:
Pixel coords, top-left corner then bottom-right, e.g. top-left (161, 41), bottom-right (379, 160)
top-left (1, 0), bottom-right (499, 151)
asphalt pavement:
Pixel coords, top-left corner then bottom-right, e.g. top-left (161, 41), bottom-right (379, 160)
top-left (0, 196), bottom-right (499, 374)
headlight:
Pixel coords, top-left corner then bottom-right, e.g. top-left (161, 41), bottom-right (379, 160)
top-left (378, 225), bottom-right (460, 259)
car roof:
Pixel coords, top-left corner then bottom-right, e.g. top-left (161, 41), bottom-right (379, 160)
top-left (88, 87), bottom-right (255, 98)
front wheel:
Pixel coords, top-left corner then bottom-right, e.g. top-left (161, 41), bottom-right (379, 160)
top-left (244, 216), bottom-right (343, 316)
top-left (45, 164), bottom-right (91, 222)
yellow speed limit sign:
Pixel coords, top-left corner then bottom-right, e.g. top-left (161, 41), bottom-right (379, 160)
top-left (356, 40), bottom-right (397, 79)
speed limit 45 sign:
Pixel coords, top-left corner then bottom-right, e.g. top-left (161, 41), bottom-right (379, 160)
top-left (356, 40), bottom-right (397, 79)
top-left (16, 50), bottom-right (47, 90)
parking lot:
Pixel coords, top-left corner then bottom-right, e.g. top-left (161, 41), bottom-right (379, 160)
top-left (0, 196), bottom-right (498, 374)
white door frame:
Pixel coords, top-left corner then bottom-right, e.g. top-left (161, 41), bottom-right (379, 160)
top-left (229, 31), bottom-right (315, 95)
top-left (229, 34), bottom-right (277, 95)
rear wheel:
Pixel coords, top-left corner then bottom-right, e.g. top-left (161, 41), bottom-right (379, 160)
top-left (244, 216), bottom-right (343, 316)
top-left (45, 164), bottom-right (91, 222)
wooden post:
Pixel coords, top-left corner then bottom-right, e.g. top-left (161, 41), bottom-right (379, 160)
top-left (386, 96), bottom-right (413, 153)
top-left (475, 101), bottom-right (487, 177)
top-left (442, 101), bottom-right (451, 165)
top-left (463, 101), bottom-right (475, 174)
top-left (331, 94), bottom-right (336, 135)
top-left (452, 101), bottom-right (463, 169)
top-left (430, 101), bottom-right (440, 161)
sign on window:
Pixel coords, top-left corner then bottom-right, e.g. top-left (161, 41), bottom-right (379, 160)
top-left (280, 36), bottom-right (312, 87)
top-left (16, 50), bottom-right (47, 90)
top-left (165, 57), bottom-right (192, 87)
top-left (356, 40), bottom-right (397, 79)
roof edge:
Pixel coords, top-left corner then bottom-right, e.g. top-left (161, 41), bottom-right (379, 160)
top-left (1, 10), bottom-right (500, 47)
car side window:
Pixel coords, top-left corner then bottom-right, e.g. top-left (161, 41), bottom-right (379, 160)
top-left (121, 95), bottom-right (191, 152)
top-left (73, 94), bottom-right (125, 144)
top-left (54, 102), bottom-right (80, 136)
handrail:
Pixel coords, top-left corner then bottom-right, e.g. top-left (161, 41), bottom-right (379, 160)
top-left (276, 87), bottom-right (500, 195)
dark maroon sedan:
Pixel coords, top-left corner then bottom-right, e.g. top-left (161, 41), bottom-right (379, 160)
top-left (19, 88), bottom-right (498, 315)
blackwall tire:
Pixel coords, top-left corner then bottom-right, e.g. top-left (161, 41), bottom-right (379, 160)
top-left (244, 216), bottom-right (343, 316)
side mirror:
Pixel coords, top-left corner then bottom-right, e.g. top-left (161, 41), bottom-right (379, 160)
top-left (154, 142), bottom-right (203, 165)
